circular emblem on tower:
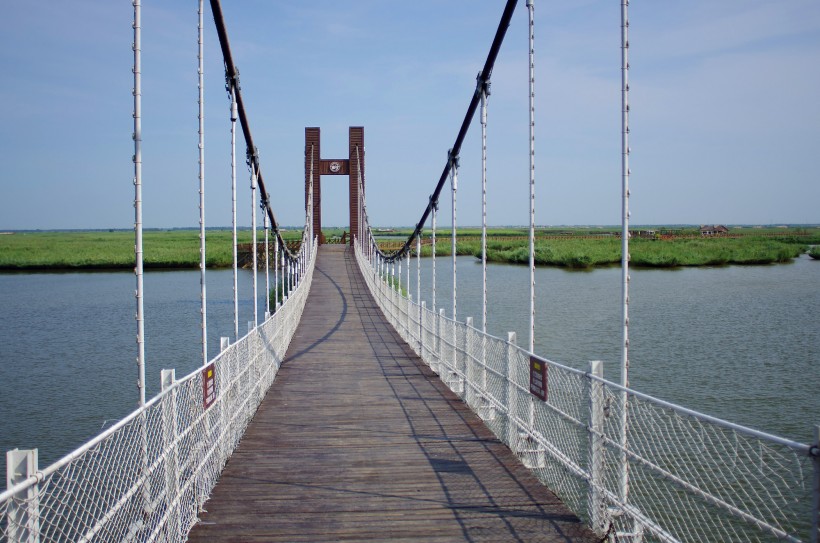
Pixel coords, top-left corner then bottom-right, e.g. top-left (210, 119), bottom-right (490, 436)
top-left (329, 161), bottom-right (341, 173)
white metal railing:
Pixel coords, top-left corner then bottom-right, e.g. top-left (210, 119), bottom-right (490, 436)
top-left (354, 241), bottom-right (820, 543)
top-left (0, 240), bottom-right (317, 543)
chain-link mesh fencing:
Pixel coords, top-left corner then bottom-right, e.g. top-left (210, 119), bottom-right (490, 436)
top-left (1, 241), bottom-right (317, 543)
top-left (355, 243), bottom-right (819, 543)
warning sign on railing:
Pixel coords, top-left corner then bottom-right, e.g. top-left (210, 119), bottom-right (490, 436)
top-left (202, 363), bottom-right (216, 410)
top-left (529, 356), bottom-right (547, 401)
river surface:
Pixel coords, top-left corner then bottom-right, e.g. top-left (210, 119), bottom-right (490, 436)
top-left (406, 252), bottom-right (818, 444)
top-left (1, 254), bottom-right (818, 474)
top-left (0, 268), bottom-right (268, 473)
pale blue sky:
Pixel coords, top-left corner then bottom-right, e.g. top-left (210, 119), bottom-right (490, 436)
top-left (0, 1), bottom-right (818, 230)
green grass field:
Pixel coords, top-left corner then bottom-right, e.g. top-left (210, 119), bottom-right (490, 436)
top-left (394, 237), bottom-right (807, 268)
top-left (0, 229), bottom-right (302, 270)
top-left (0, 227), bottom-right (815, 270)
top-left (483, 238), bottom-right (807, 268)
top-left (379, 227), bottom-right (817, 268)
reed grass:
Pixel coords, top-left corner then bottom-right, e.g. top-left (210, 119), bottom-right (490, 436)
top-left (0, 230), bottom-right (257, 270)
top-left (473, 238), bottom-right (805, 269)
top-left (0, 228), bottom-right (812, 270)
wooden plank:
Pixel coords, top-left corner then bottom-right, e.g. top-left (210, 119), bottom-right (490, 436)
top-left (187, 245), bottom-right (596, 542)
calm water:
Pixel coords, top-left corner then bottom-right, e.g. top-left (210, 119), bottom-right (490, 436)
top-left (0, 268), bottom-right (268, 472)
top-left (1, 255), bottom-right (818, 475)
top-left (414, 253), bottom-right (819, 443)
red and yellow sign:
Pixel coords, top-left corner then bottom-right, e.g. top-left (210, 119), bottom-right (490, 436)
top-left (202, 363), bottom-right (216, 410)
top-left (529, 356), bottom-right (548, 401)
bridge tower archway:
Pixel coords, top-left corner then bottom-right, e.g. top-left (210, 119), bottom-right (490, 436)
top-left (305, 127), bottom-right (364, 245)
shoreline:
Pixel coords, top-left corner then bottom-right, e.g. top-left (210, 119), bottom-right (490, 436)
top-left (2, 251), bottom-right (813, 273)
top-left (1, 228), bottom-right (816, 272)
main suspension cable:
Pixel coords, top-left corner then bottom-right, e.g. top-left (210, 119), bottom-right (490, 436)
top-left (210, 0), bottom-right (302, 264)
top-left (369, 0), bottom-right (519, 263)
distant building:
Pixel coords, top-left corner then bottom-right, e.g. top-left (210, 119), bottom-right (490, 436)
top-left (699, 225), bottom-right (729, 236)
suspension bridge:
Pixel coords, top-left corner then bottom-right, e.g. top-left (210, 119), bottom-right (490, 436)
top-left (2, 1), bottom-right (818, 542)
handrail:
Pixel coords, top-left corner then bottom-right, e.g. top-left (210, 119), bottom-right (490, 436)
top-left (354, 241), bottom-right (818, 542)
top-left (0, 238), bottom-right (319, 543)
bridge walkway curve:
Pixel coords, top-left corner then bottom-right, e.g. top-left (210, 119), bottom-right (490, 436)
top-left (187, 245), bottom-right (596, 542)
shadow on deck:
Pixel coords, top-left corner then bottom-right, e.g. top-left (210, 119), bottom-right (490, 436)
top-left (187, 245), bottom-right (596, 542)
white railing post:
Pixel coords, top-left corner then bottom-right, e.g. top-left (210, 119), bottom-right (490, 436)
top-left (282, 253), bottom-right (290, 303)
top-left (5, 449), bottom-right (39, 543)
top-left (478, 334), bottom-right (495, 422)
top-left (395, 261), bottom-right (401, 328)
top-left (218, 338), bottom-right (230, 462)
top-left (160, 369), bottom-right (181, 541)
top-left (465, 317), bottom-right (475, 403)
top-left (397, 258), bottom-right (403, 333)
top-left (373, 254), bottom-right (379, 286)
top-left (247, 326), bottom-right (257, 423)
top-left (588, 360), bottom-right (608, 537)
top-left (289, 260), bottom-right (294, 297)
top-left (812, 425), bottom-right (819, 543)
top-left (391, 261), bottom-right (397, 323)
top-left (505, 331), bottom-right (517, 449)
top-left (406, 252), bottom-right (412, 344)
top-left (434, 308), bottom-right (445, 375)
top-left (420, 301), bottom-right (427, 362)
top-left (287, 260), bottom-right (292, 297)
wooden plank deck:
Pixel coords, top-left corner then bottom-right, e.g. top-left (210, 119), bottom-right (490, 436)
top-left (187, 245), bottom-right (597, 542)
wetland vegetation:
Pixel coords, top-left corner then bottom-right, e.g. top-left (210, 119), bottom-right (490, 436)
top-left (0, 226), bottom-right (816, 271)
top-left (0, 229), bottom-right (303, 270)
top-left (379, 226), bottom-right (818, 269)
